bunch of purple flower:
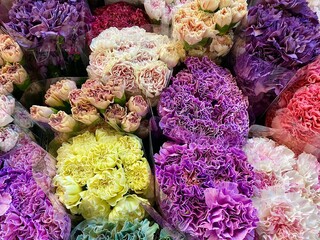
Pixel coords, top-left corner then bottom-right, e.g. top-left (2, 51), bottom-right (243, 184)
top-left (155, 141), bottom-right (258, 239)
top-left (158, 57), bottom-right (249, 147)
top-left (0, 168), bottom-right (70, 240)
top-left (233, 0), bottom-right (320, 118)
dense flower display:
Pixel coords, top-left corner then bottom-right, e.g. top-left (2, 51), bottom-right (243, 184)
top-left (243, 137), bottom-right (320, 239)
top-left (0, 168), bottom-right (71, 239)
top-left (88, 2), bottom-right (150, 43)
top-left (158, 57), bottom-right (249, 146)
top-left (307, 0), bottom-right (320, 20)
top-left (232, 0), bottom-right (320, 118)
top-left (54, 127), bottom-right (152, 221)
top-left (172, 0), bottom-right (247, 60)
top-left (4, 0), bottom-right (92, 77)
top-left (87, 27), bottom-right (185, 104)
top-left (70, 218), bottom-right (165, 240)
top-left (155, 141), bottom-right (257, 239)
top-left (266, 57), bottom-right (320, 156)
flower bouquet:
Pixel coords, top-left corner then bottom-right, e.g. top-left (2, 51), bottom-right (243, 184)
top-left (54, 127), bottom-right (154, 222)
top-left (29, 78), bottom-right (150, 136)
top-left (152, 57), bottom-right (258, 239)
top-left (0, 168), bottom-right (71, 240)
top-left (172, 0), bottom-right (247, 60)
top-left (2, 0), bottom-right (92, 78)
top-left (70, 218), bottom-right (171, 240)
top-left (0, 34), bottom-right (30, 95)
top-left (265, 57), bottom-right (320, 157)
top-left (230, 0), bottom-right (320, 120)
top-left (243, 137), bottom-right (320, 239)
top-left (87, 2), bottom-right (150, 44)
top-left (87, 27), bottom-right (185, 103)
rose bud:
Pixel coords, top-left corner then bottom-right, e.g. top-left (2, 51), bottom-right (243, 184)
top-left (71, 104), bottom-right (100, 125)
top-left (54, 79), bottom-right (77, 101)
top-left (126, 95), bottom-right (149, 117)
top-left (30, 105), bottom-right (56, 123)
top-left (68, 89), bottom-right (88, 108)
top-left (214, 7), bottom-right (233, 28)
top-left (0, 125), bottom-right (19, 152)
top-left (0, 109), bottom-right (13, 127)
top-left (0, 95), bottom-right (15, 115)
top-left (83, 86), bottom-right (114, 110)
top-left (103, 104), bottom-right (127, 125)
top-left (0, 35), bottom-right (23, 63)
top-left (121, 112), bottom-right (142, 132)
top-left (0, 75), bottom-right (14, 95)
top-left (48, 111), bottom-right (77, 133)
top-left (1, 63), bottom-right (29, 87)
top-left (44, 86), bottom-right (65, 107)
top-left (197, 0), bottom-right (219, 12)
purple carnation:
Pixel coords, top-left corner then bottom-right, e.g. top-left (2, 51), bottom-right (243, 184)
top-left (154, 141), bottom-right (257, 239)
top-left (0, 168), bottom-right (70, 240)
top-left (158, 57), bottom-right (249, 146)
top-left (232, 0), bottom-right (320, 118)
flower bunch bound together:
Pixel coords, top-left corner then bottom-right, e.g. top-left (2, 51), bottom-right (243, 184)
top-left (232, 0), bottom-right (320, 118)
top-left (154, 141), bottom-right (258, 239)
top-left (307, 0), bottom-right (320, 19)
top-left (87, 27), bottom-right (185, 102)
top-left (172, 0), bottom-right (247, 59)
top-left (30, 78), bottom-right (150, 134)
top-left (143, 0), bottom-right (193, 25)
top-left (266, 57), bottom-right (320, 156)
top-left (54, 128), bottom-right (152, 221)
top-left (5, 0), bottom-right (92, 77)
top-left (0, 35), bottom-right (29, 94)
top-left (87, 2), bottom-right (150, 44)
top-left (243, 137), bottom-right (320, 239)
top-left (158, 57), bottom-right (249, 146)
top-left (71, 218), bottom-right (168, 240)
top-left (0, 168), bottom-right (71, 240)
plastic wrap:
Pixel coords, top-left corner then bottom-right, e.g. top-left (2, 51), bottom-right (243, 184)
top-left (264, 57), bottom-right (320, 158)
top-left (1, 0), bottom-right (93, 79)
top-left (230, 0), bottom-right (320, 121)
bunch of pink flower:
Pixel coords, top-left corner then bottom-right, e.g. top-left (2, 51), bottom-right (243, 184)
top-left (243, 137), bottom-right (320, 239)
top-left (87, 2), bottom-right (150, 44)
top-left (87, 27), bottom-right (185, 104)
top-left (30, 78), bottom-right (149, 135)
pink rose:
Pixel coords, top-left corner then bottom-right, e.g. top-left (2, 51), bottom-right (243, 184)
top-left (126, 95), bottom-right (149, 117)
top-left (137, 61), bottom-right (170, 98)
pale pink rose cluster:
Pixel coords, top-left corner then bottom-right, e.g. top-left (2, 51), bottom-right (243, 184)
top-left (0, 35), bottom-right (29, 95)
top-left (172, 0), bottom-right (247, 60)
top-left (31, 78), bottom-right (150, 135)
top-left (87, 27), bottom-right (183, 103)
top-left (243, 137), bottom-right (320, 239)
top-left (143, 0), bottom-right (193, 25)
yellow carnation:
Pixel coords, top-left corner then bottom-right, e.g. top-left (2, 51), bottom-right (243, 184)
top-left (87, 168), bottom-right (128, 206)
top-left (88, 143), bottom-right (120, 171)
top-left (108, 194), bottom-right (149, 224)
top-left (54, 176), bottom-right (82, 210)
top-left (125, 158), bottom-right (151, 194)
top-left (95, 128), bottom-right (120, 142)
top-left (78, 191), bottom-right (111, 219)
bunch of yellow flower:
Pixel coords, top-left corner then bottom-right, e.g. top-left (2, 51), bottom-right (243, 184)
top-left (54, 127), bottom-right (152, 222)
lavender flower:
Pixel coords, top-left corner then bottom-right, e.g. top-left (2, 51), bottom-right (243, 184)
top-left (158, 57), bottom-right (249, 146)
top-left (232, 0), bottom-right (320, 118)
top-left (154, 141), bottom-right (257, 239)
top-left (0, 168), bottom-right (71, 240)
